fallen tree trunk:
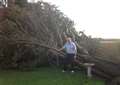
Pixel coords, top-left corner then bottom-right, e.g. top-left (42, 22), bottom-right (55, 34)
top-left (77, 54), bottom-right (120, 84)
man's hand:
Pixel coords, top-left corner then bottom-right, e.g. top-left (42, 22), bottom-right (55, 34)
top-left (58, 47), bottom-right (64, 52)
top-left (58, 48), bottom-right (62, 52)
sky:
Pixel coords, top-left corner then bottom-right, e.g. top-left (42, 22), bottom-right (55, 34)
top-left (28, 0), bottom-right (120, 39)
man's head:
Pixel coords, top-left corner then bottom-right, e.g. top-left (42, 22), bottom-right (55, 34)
top-left (66, 37), bottom-right (72, 43)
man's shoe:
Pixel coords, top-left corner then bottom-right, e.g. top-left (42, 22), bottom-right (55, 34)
top-left (71, 70), bottom-right (75, 73)
top-left (62, 70), bottom-right (66, 73)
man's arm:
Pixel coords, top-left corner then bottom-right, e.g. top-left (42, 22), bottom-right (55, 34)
top-left (58, 46), bottom-right (65, 51)
top-left (73, 43), bottom-right (77, 53)
top-left (73, 42), bottom-right (77, 58)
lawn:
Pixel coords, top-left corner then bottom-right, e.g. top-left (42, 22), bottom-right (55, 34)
top-left (0, 67), bottom-right (105, 85)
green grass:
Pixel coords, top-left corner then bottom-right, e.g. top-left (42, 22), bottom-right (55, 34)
top-left (0, 67), bottom-right (105, 85)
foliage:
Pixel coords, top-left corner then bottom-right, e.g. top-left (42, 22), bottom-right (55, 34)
top-left (0, 2), bottom-right (79, 69)
top-left (77, 32), bottom-right (100, 56)
top-left (15, 0), bottom-right (28, 7)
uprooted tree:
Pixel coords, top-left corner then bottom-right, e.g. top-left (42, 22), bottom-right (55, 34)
top-left (0, 1), bottom-right (120, 85)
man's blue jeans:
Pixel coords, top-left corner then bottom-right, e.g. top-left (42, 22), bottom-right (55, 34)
top-left (63, 53), bottom-right (75, 71)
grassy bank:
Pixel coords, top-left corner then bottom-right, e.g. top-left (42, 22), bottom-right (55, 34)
top-left (0, 67), bottom-right (105, 85)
